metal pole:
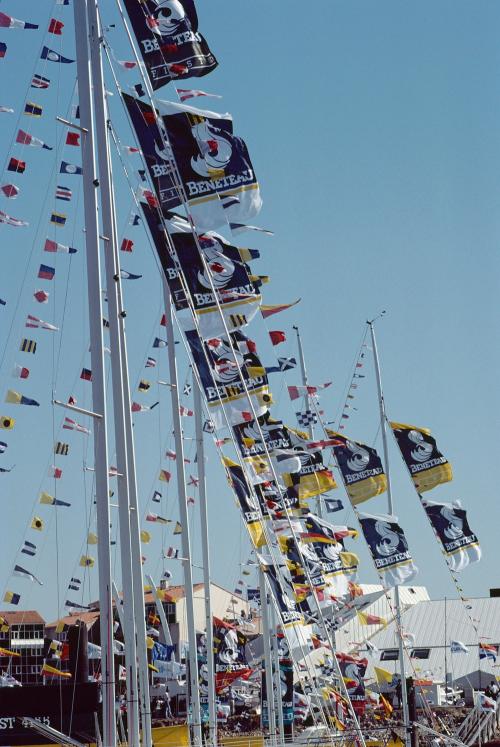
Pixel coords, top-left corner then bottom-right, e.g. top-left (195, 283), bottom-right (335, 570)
top-left (146, 574), bottom-right (174, 648)
top-left (85, 1), bottom-right (148, 743)
top-left (194, 377), bottom-right (217, 747)
top-left (445, 596), bottom-right (449, 690)
top-left (271, 606), bottom-right (285, 745)
top-left (73, 2), bottom-right (116, 744)
top-left (259, 571), bottom-right (276, 746)
top-left (162, 281), bottom-right (203, 747)
top-left (368, 319), bottom-right (411, 747)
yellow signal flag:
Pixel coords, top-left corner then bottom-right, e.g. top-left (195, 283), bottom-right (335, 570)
top-left (173, 521), bottom-right (182, 535)
top-left (40, 492), bottom-right (55, 505)
top-left (0, 415), bottom-right (15, 430)
top-left (140, 530), bottom-right (151, 544)
top-left (79, 555), bottom-right (95, 568)
top-left (146, 636), bottom-right (155, 650)
top-left (374, 666), bottom-right (396, 685)
top-left (339, 551), bottom-right (359, 568)
top-left (31, 516), bottom-right (44, 531)
top-left (55, 620), bottom-right (65, 634)
top-left (357, 610), bottom-right (387, 626)
top-left (148, 663), bottom-right (159, 673)
top-left (380, 693), bottom-right (394, 717)
top-left (87, 532), bottom-right (98, 545)
top-left (5, 390), bottom-right (22, 404)
top-left (0, 647), bottom-right (20, 657)
top-left (41, 663), bottom-right (71, 679)
top-left (246, 365), bottom-right (265, 377)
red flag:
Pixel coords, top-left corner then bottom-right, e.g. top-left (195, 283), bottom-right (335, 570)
top-left (66, 132), bottom-right (80, 146)
top-left (120, 238), bottom-right (134, 252)
top-left (160, 313), bottom-right (167, 326)
top-left (1, 183), bottom-right (19, 198)
top-left (34, 290), bottom-right (49, 303)
top-left (143, 111), bottom-right (156, 126)
top-left (269, 330), bottom-right (286, 346)
top-left (48, 18), bottom-right (64, 35)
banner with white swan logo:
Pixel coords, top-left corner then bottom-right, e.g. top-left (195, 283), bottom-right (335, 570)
top-left (421, 498), bottom-right (481, 572)
top-left (390, 422), bottom-right (452, 492)
top-left (358, 511), bottom-right (418, 588)
top-left (326, 429), bottom-right (386, 504)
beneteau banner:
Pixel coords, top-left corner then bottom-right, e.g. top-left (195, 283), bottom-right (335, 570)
top-left (421, 498), bottom-right (481, 572)
top-left (213, 617), bottom-right (252, 692)
top-left (223, 458), bottom-right (265, 547)
top-left (123, 94), bottom-right (262, 229)
top-left (336, 652), bottom-right (368, 714)
top-left (326, 429), bottom-right (386, 505)
top-left (390, 421), bottom-right (452, 493)
top-left (358, 511), bottom-right (417, 588)
top-left (123, 0), bottom-right (217, 90)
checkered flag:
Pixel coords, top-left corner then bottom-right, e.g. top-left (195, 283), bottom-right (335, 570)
top-left (296, 410), bottom-right (318, 427)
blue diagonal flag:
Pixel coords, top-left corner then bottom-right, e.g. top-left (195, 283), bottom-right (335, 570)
top-left (41, 46), bottom-right (74, 64)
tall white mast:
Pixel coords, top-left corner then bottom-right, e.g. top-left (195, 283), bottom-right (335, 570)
top-left (162, 283), bottom-right (203, 747)
top-left (259, 571), bottom-right (277, 745)
top-left (73, 1), bottom-right (116, 743)
top-left (194, 377), bottom-right (217, 747)
top-left (271, 605), bottom-right (285, 745)
top-left (368, 318), bottom-right (410, 747)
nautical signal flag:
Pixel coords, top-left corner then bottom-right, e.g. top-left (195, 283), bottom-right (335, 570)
top-left (0, 441), bottom-right (6, 452)
top-left (138, 380), bottom-right (150, 392)
top-left (13, 565), bottom-right (43, 585)
top-left (146, 357), bottom-right (156, 368)
top-left (479, 643), bottom-right (498, 662)
top-left (42, 663), bottom-right (71, 678)
top-left (269, 330), bottom-right (286, 346)
top-left (56, 186), bottom-right (72, 202)
top-left (121, 238), bottom-right (134, 252)
top-left (3, 592), bottom-right (20, 605)
top-left (8, 157), bottom-right (25, 173)
top-left (31, 74), bottom-right (50, 89)
top-left (48, 18), bottom-right (64, 35)
top-left (153, 337), bottom-right (167, 348)
top-left (1, 184), bottom-right (19, 199)
top-left (16, 129), bottom-right (52, 150)
top-left (79, 555), bottom-right (95, 567)
top-left (146, 513), bottom-right (171, 525)
top-left (357, 611), bottom-right (387, 626)
top-left (0, 12), bottom-right (38, 29)
top-left (50, 212), bottom-right (66, 226)
top-left (66, 132), bottom-right (80, 146)
top-left (24, 102), bottom-right (42, 117)
top-left (20, 339), bottom-right (37, 354)
top-left (0, 416), bottom-right (14, 430)
top-left (38, 264), bottom-right (55, 280)
top-left (40, 492), bottom-right (71, 507)
top-left (5, 390), bottom-right (39, 406)
top-left (0, 43), bottom-right (7, 59)
top-left (159, 470), bottom-right (171, 483)
top-left (260, 299), bottom-right (300, 319)
top-left (50, 465), bottom-right (63, 479)
top-left (33, 290), bottom-right (49, 304)
top-left (60, 161), bottom-right (82, 175)
top-left (21, 540), bottom-right (36, 557)
top-left (87, 532), bottom-right (98, 545)
top-left (173, 522), bottom-right (182, 535)
top-left (44, 238), bottom-right (76, 253)
top-left (80, 368), bottom-right (92, 381)
top-left (120, 270), bottom-right (142, 280)
top-left (54, 442), bottom-right (69, 455)
top-left (41, 46), bottom-right (74, 64)
top-left (31, 516), bottom-right (44, 531)
top-left (26, 314), bottom-right (58, 330)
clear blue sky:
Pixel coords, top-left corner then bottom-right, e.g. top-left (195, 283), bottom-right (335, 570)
top-left (0, 1), bottom-right (499, 623)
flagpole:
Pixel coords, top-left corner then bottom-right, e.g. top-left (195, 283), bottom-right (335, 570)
top-left (194, 376), bottom-right (217, 747)
top-left (271, 605), bottom-right (285, 745)
top-left (293, 325), bottom-right (323, 519)
top-left (163, 282), bottom-right (203, 747)
top-left (73, 2), bottom-right (116, 744)
top-left (260, 571), bottom-right (277, 745)
top-left (368, 318), bottom-right (411, 747)
top-left (444, 596), bottom-right (449, 693)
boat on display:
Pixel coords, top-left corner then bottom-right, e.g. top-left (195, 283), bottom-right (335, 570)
top-left (0, 2), bottom-right (486, 747)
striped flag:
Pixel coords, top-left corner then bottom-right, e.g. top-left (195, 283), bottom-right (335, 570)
top-left (56, 185), bottom-right (72, 201)
top-left (63, 417), bottom-right (90, 434)
top-left (26, 314), bottom-right (58, 331)
top-left (0, 12), bottom-right (38, 29)
top-left (16, 129), bottom-right (52, 150)
top-left (44, 238), bottom-right (76, 254)
top-left (31, 74), bottom-right (50, 89)
top-left (175, 88), bottom-right (222, 103)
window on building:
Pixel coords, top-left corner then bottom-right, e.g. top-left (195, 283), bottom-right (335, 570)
top-left (380, 649), bottom-right (399, 661)
top-left (410, 648), bottom-right (430, 659)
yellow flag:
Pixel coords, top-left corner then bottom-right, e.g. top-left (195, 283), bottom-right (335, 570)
top-left (339, 551), bottom-right (359, 568)
top-left (173, 522), bottom-right (182, 535)
top-left (148, 663), bottom-right (159, 672)
top-left (5, 390), bottom-right (22, 404)
top-left (140, 530), bottom-right (151, 543)
top-left (31, 516), bottom-right (44, 531)
top-left (146, 636), bottom-right (155, 650)
top-left (0, 415), bottom-right (15, 430)
top-left (42, 663), bottom-right (71, 678)
top-left (55, 620), bottom-right (65, 634)
top-left (87, 532), bottom-right (98, 545)
top-left (374, 666), bottom-right (395, 685)
top-left (80, 555), bottom-right (95, 568)
top-left (40, 492), bottom-right (55, 505)
top-left (0, 647), bottom-right (20, 657)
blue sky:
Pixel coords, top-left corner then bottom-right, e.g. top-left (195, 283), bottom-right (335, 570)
top-left (0, 1), bottom-right (499, 626)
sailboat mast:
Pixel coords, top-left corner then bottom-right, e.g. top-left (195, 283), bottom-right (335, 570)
top-left (162, 283), bottom-right (203, 747)
top-left (73, 1), bottom-right (116, 743)
top-left (194, 378), bottom-right (217, 747)
top-left (259, 571), bottom-right (277, 745)
top-left (271, 605), bottom-right (285, 744)
top-left (368, 319), bottom-right (411, 747)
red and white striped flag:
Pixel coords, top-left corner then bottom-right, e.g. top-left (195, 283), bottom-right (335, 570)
top-left (63, 417), bottom-right (90, 435)
top-left (175, 88), bottom-right (222, 103)
top-left (287, 382), bottom-right (332, 401)
top-left (179, 406), bottom-right (194, 417)
top-left (26, 314), bottom-right (58, 331)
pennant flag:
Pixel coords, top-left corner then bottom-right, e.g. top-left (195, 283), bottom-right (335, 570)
top-left (0, 13), bottom-right (38, 29)
top-left (159, 469), bottom-right (171, 483)
top-left (0, 44), bottom-right (7, 59)
top-left (21, 540), bottom-right (36, 557)
top-left (48, 18), bottom-right (64, 35)
top-left (60, 161), bottom-right (82, 175)
top-left (145, 357), bottom-right (156, 368)
top-left (50, 212), bottom-right (66, 226)
top-left (173, 522), bottom-right (182, 535)
top-left (13, 564), bottom-right (43, 585)
top-left (165, 547), bottom-right (179, 559)
top-left (120, 270), bottom-right (142, 280)
top-left (326, 429), bottom-right (387, 505)
top-left (390, 422), bottom-right (452, 493)
top-left (20, 339), bottom-right (36, 354)
top-left (0, 647), bottom-right (20, 657)
top-left (5, 390), bottom-right (39, 406)
top-left (63, 417), bottom-right (90, 434)
top-left (146, 513), bottom-right (171, 525)
top-left (80, 368), bottom-right (92, 381)
top-left (1, 183), bottom-right (19, 198)
top-left (269, 330), bottom-right (286, 346)
top-left (42, 663), bottom-right (71, 678)
top-left (479, 643), bottom-right (498, 662)
top-left (44, 238), bottom-right (76, 253)
top-left (230, 223), bottom-right (274, 236)
top-left (288, 382), bottom-right (332, 401)
top-left (79, 555), bottom-right (95, 567)
top-left (56, 185), bottom-right (72, 202)
top-left (31, 516), bottom-right (44, 531)
top-left (153, 337), bottom-right (167, 348)
top-left (41, 47), bottom-right (74, 64)
top-left (40, 492), bottom-right (71, 507)
top-left (65, 599), bottom-right (90, 610)
top-left (0, 210), bottom-right (28, 227)
top-left (176, 88), bottom-right (222, 102)
top-left (31, 74), bottom-right (50, 89)
top-left (38, 264), bottom-right (55, 280)
top-left (121, 238), bottom-right (134, 252)
top-left (357, 610), bottom-right (387, 626)
top-left (0, 106), bottom-right (13, 113)
top-left (54, 442), bottom-right (69, 455)
top-left (3, 591), bottom-right (20, 605)
top-left (0, 415), bottom-right (15, 429)
top-left (26, 314), bottom-right (58, 331)
top-left (8, 157), bottom-right (25, 173)
top-left (24, 102), bottom-right (42, 117)
top-left (421, 498), bottom-right (480, 572)
top-left (358, 511), bottom-right (418, 588)
top-left (261, 300), bottom-right (300, 319)
top-left (450, 640), bottom-right (469, 654)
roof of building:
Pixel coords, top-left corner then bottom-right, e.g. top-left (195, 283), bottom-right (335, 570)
top-left (45, 610), bottom-right (100, 631)
top-left (0, 610), bottom-right (45, 625)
